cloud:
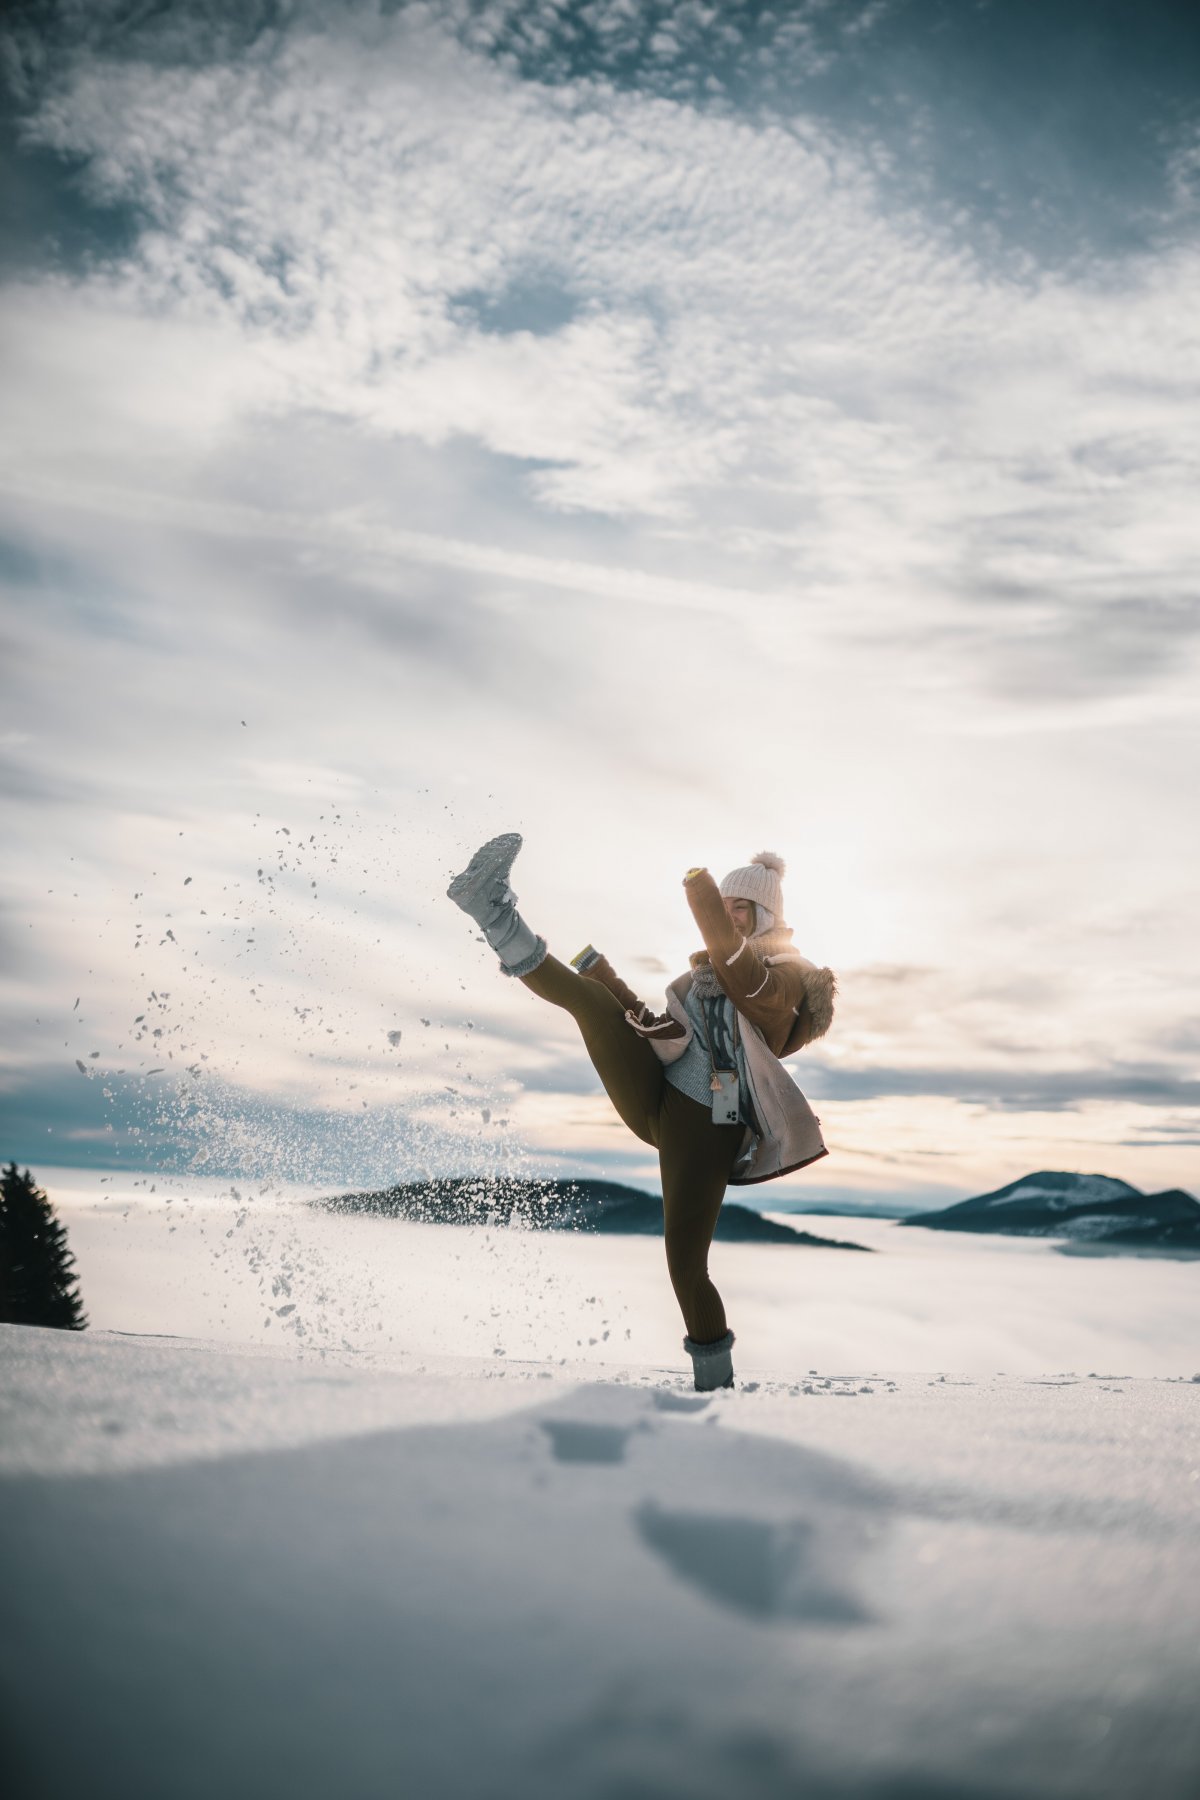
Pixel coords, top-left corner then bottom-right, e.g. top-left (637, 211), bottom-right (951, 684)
top-left (0, 746), bottom-right (95, 807)
top-left (805, 1061), bottom-right (1200, 1111)
top-left (2, 0), bottom-right (1197, 705)
top-left (0, 0), bottom-right (1197, 1196)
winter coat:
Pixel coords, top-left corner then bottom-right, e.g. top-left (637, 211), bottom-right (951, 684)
top-left (629, 868), bottom-right (836, 1185)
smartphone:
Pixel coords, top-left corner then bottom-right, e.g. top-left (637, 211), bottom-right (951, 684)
top-left (710, 1069), bottom-right (740, 1126)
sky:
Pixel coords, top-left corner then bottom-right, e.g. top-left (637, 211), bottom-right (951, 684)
top-left (1, 0), bottom-right (1198, 1211)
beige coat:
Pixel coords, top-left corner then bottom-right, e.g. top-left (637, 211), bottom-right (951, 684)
top-left (637, 870), bottom-right (836, 1185)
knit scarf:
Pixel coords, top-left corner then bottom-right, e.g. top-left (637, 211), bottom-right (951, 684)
top-left (690, 959), bottom-right (724, 999)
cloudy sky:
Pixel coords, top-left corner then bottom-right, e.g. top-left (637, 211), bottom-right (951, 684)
top-left (2, 0), bottom-right (1198, 1210)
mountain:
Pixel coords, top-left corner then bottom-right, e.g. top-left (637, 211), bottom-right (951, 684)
top-left (313, 1177), bottom-right (872, 1250)
top-left (902, 1170), bottom-right (1200, 1251)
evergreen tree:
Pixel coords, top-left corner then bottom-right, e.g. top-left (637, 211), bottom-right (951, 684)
top-left (0, 1163), bottom-right (87, 1330)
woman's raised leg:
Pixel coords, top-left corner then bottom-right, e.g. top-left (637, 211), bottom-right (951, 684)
top-left (520, 955), bottom-right (664, 1145)
top-left (446, 834), bottom-right (664, 1143)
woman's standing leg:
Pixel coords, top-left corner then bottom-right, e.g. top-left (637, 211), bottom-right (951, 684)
top-left (656, 1084), bottom-right (744, 1344)
top-left (528, 967), bottom-right (743, 1356)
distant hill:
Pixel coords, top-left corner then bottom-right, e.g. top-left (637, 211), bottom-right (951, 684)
top-left (313, 1177), bottom-right (872, 1250)
top-left (902, 1170), bottom-right (1200, 1252)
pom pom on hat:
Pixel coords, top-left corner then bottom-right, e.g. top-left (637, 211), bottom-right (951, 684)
top-left (719, 851), bottom-right (787, 924)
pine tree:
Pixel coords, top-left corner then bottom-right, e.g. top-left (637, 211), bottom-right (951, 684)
top-left (0, 1163), bottom-right (88, 1330)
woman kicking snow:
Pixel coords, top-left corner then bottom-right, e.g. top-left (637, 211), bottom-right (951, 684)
top-left (446, 836), bottom-right (835, 1390)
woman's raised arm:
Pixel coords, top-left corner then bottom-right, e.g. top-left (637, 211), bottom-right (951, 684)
top-left (682, 867), bottom-right (807, 1043)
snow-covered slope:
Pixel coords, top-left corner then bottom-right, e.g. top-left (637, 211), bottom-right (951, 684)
top-left (2, 1323), bottom-right (1198, 1800)
top-left (954, 1171), bottom-right (1141, 1213)
top-left (37, 1179), bottom-right (1200, 1376)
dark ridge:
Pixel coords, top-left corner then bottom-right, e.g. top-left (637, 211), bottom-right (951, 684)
top-left (909, 1169), bottom-right (1141, 1221)
top-left (903, 1170), bottom-right (1200, 1253)
top-left (311, 1177), bottom-right (872, 1251)
top-left (1088, 1195), bottom-right (1200, 1252)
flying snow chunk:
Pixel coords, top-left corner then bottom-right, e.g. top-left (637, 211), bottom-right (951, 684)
top-left (387, 1031), bottom-right (402, 1047)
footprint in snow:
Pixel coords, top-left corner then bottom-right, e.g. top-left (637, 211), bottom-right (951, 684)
top-left (540, 1420), bottom-right (633, 1465)
top-left (635, 1504), bottom-right (875, 1626)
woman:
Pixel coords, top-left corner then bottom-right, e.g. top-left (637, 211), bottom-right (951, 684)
top-left (446, 834), bottom-right (835, 1390)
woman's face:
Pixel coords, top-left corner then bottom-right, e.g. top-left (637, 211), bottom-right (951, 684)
top-left (723, 896), bottom-right (756, 936)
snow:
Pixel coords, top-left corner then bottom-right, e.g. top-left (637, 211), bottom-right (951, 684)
top-left (42, 1171), bottom-right (1200, 1378)
top-left (2, 1177), bottom-right (1199, 1799)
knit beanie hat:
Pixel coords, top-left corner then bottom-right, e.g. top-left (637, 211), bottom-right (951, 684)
top-left (719, 851), bottom-right (786, 930)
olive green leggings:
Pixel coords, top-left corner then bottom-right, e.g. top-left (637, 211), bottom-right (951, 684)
top-left (521, 954), bottom-right (744, 1343)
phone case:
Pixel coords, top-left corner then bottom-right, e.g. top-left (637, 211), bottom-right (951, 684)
top-left (710, 1068), bottom-right (740, 1125)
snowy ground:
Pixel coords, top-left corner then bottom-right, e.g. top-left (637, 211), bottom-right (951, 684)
top-left (2, 1178), bottom-right (1199, 1800)
top-left (31, 1169), bottom-right (1200, 1377)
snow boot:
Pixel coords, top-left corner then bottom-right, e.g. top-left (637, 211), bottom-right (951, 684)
top-left (446, 832), bottom-right (547, 978)
top-left (683, 1329), bottom-right (735, 1392)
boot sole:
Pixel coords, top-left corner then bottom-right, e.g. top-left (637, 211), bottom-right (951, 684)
top-left (446, 831), bottom-right (523, 907)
